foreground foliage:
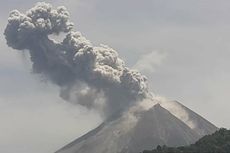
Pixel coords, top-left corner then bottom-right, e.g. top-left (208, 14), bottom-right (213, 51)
top-left (142, 128), bottom-right (230, 153)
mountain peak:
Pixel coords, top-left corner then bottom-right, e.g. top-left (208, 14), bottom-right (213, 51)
top-left (55, 101), bottom-right (216, 153)
top-left (153, 103), bottom-right (161, 108)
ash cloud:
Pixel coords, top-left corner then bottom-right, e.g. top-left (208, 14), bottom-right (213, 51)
top-left (4, 2), bottom-right (149, 118)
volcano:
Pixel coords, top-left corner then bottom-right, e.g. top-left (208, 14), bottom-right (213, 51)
top-left (3, 3), bottom-right (218, 153)
top-left (55, 101), bottom-right (217, 153)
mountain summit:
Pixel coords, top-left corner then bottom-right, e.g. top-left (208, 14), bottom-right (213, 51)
top-left (55, 101), bottom-right (217, 153)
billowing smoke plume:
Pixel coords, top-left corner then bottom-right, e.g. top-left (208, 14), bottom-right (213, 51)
top-left (4, 2), bottom-right (149, 118)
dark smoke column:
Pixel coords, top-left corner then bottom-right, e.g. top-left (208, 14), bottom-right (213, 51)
top-left (4, 2), bottom-right (149, 118)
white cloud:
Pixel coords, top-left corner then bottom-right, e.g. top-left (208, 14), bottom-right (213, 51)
top-left (133, 51), bottom-right (167, 74)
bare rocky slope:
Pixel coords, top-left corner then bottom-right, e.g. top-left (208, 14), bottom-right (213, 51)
top-left (55, 101), bottom-right (217, 153)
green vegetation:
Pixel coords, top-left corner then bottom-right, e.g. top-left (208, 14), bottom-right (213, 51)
top-left (142, 128), bottom-right (230, 153)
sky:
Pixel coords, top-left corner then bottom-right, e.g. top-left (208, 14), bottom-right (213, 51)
top-left (0, 0), bottom-right (230, 153)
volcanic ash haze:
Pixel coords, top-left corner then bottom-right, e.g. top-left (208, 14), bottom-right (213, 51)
top-left (4, 2), bottom-right (149, 118)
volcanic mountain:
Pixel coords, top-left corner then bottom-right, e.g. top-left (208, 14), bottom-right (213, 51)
top-left (55, 100), bottom-right (217, 153)
top-left (3, 3), bottom-right (218, 153)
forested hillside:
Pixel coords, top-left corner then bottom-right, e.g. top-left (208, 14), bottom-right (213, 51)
top-left (142, 128), bottom-right (230, 153)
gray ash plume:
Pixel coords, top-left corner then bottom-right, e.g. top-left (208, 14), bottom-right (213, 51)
top-left (4, 2), bottom-right (149, 118)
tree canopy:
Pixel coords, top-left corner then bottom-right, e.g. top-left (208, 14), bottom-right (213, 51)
top-left (142, 128), bottom-right (230, 153)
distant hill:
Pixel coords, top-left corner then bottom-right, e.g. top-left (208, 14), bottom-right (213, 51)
top-left (142, 128), bottom-right (230, 153)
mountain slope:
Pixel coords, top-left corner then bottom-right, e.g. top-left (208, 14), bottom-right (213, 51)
top-left (173, 101), bottom-right (218, 136)
top-left (159, 100), bottom-right (218, 136)
top-left (126, 104), bottom-right (200, 152)
top-left (56, 104), bottom-right (204, 153)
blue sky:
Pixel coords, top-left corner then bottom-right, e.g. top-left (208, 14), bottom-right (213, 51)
top-left (1, 0), bottom-right (230, 153)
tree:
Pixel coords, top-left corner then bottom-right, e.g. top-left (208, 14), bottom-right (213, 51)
top-left (141, 128), bottom-right (230, 153)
